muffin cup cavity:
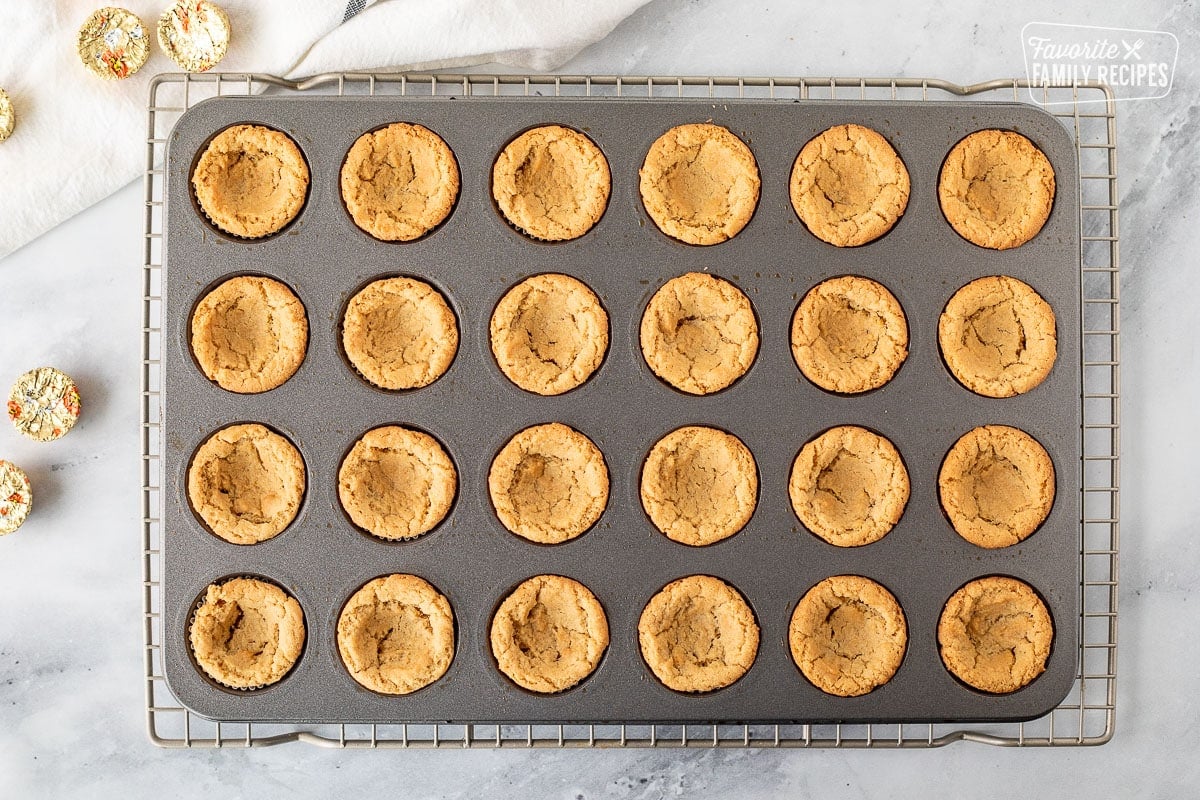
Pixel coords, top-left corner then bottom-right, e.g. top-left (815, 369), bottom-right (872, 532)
top-left (188, 273), bottom-right (309, 394)
top-left (339, 275), bottom-right (460, 392)
top-left (491, 124), bottom-right (612, 242)
top-left (339, 122), bottom-right (461, 243)
top-left (489, 273), bottom-right (610, 396)
top-left (190, 123), bottom-right (311, 241)
top-left (489, 574), bottom-right (609, 694)
top-left (938, 575), bottom-right (1054, 695)
top-left (185, 422), bottom-right (307, 546)
top-left (637, 575), bottom-right (760, 694)
top-left (337, 425), bottom-right (458, 543)
top-left (335, 574), bottom-right (456, 696)
top-left (187, 575), bottom-right (306, 693)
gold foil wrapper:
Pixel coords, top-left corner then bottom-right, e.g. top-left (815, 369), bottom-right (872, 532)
top-left (0, 460), bottom-right (32, 535)
top-left (0, 89), bottom-right (14, 143)
top-left (8, 367), bottom-right (82, 442)
top-left (77, 7), bottom-right (150, 80)
top-left (158, 1), bottom-right (231, 73)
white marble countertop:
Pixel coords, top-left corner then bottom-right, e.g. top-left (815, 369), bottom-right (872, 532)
top-left (1, 0), bottom-right (1196, 795)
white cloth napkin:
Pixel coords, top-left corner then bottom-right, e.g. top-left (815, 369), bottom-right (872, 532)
top-left (0, 0), bottom-right (649, 260)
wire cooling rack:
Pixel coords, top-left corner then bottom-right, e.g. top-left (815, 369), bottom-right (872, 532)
top-left (141, 73), bottom-right (1119, 748)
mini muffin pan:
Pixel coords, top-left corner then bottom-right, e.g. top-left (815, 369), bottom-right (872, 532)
top-left (162, 95), bottom-right (1080, 724)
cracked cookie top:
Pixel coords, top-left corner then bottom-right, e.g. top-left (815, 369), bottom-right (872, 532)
top-left (639, 272), bottom-right (759, 395)
top-left (488, 422), bottom-right (608, 544)
top-left (338, 425), bottom-right (456, 541)
top-left (492, 125), bottom-right (611, 241)
top-left (638, 575), bottom-right (759, 693)
top-left (341, 122), bottom-right (459, 242)
top-left (789, 425), bottom-right (909, 547)
top-left (187, 423), bottom-right (305, 545)
top-left (939, 275), bottom-right (1057, 397)
top-left (790, 124), bottom-right (910, 247)
top-left (640, 426), bottom-right (757, 546)
top-left (791, 275), bottom-right (908, 393)
top-left (939, 425), bottom-right (1055, 549)
top-left (336, 573), bottom-right (455, 695)
top-left (638, 123), bottom-right (760, 245)
top-left (789, 575), bottom-right (907, 697)
top-left (189, 577), bottom-right (305, 689)
top-left (191, 275), bottom-right (308, 394)
top-left (192, 124), bottom-right (309, 239)
top-left (938, 576), bottom-right (1053, 694)
top-left (490, 574), bottom-right (609, 693)
top-left (342, 276), bottom-right (458, 390)
top-left (490, 273), bottom-right (608, 396)
top-left (938, 129), bottom-right (1055, 250)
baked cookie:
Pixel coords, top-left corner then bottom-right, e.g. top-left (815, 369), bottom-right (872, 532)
top-left (939, 275), bottom-right (1057, 397)
top-left (492, 125), bottom-right (610, 241)
top-left (640, 272), bottom-right (759, 395)
top-left (640, 426), bottom-right (757, 546)
top-left (342, 276), bottom-right (458, 390)
top-left (187, 423), bottom-right (305, 545)
top-left (940, 425), bottom-right (1055, 548)
top-left (191, 275), bottom-right (308, 394)
top-left (490, 574), bottom-right (609, 693)
top-left (337, 574), bottom-right (455, 695)
top-left (639, 123), bottom-right (760, 245)
top-left (488, 423), bottom-right (608, 544)
top-left (789, 426), bottom-right (909, 547)
top-left (338, 426), bottom-right (456, 540)
top-left (791, 276), bottom-right (908, 393)
top-left (938, 576), bottom-right (1053, 693)
top-left (189, 577), bottom-right (305, 689)
top-left (490, 274), bottom-right (608, 395)
top-left (341, 122), bottom-right (459, 241)
top-left (192, 124), bottom-right (309, 238)
top-left (939, 129), bottom-right (1056, 250)
top-left (789, 124), bottom-right (910, 247)
top-left (639, 575), bottom-right (759, 692)
top-left (789, 575), bottom-right (907, 697)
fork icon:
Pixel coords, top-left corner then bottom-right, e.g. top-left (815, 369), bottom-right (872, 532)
top-left (1122, 39), bottom-right (1145, 60)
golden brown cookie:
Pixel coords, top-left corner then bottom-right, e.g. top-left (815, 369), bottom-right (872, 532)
top-left (189, 577), bottom-right (305, 689)
top-left (789, 124), bottom-right (910, 247)
top-left (336, 574), bottom-right (455, 695)
top-left (638, 575), bottom-right (759, 692)
top-left (490, 574), bottom-right (609, 693)
top-left (938, 576), bottom-right (1053, 693)
top-left (338, 426), bottom-right (456, 540)
top-left (191, 275), bottom-right (308, 394)
top-left (341, 122), bottom-right (459, 241)
top-left (640, 426), bottom-right (757, 546)
top-left (789, 575), bottom-right (907, 697)
top-left (640, 272), bottom-right (759, 395)
top-left (939, 275), bottom-right (1057, 398)
top-left (939, 425), bottom-right (1055, 548)
top-left (938, 129), bottom-right (1056, 250)
top-left (488, 423), bottom-right (608, 544)
top-left (342, 277), bottom-right (458, 390)
top-left (789, 426), bottom-right (909, 547)
top-left (791, 276), bottom-right (908, 393)
top-left (187, 423), bottom-right (305, 545)
top-left (639, 123), bottom-right (760, 245)
top-left (192, 124), bottom-right (309, 238)
top-left (490, 274), bottom-right (608, 395)
top-left (492, 125), bottom-right (611, 241)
